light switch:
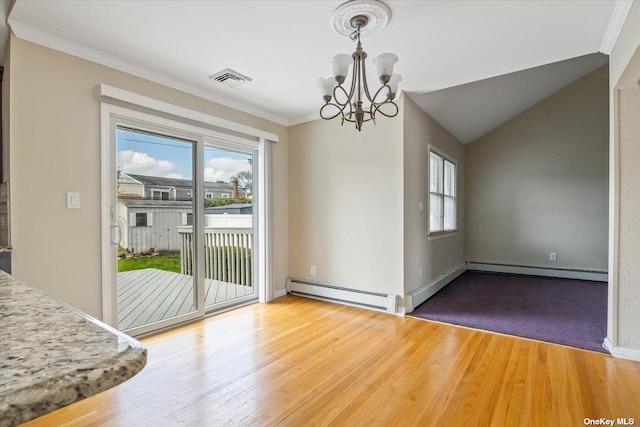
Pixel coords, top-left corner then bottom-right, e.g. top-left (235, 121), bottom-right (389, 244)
top-left (419, 201), bottom-right (424, 211)
top-left (67, 192), bottom-right (80, 209)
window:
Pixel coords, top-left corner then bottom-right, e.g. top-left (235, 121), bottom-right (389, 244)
top-left (205, 192), bottom-right (214, 199)
top-left (221, 193), bottom-right (230, 199)
top-left (181, 212), bottom-right (193, 226)
top-left (132, 212), bottom-right (153, 227)
top-left (152, 190), bottom-right (169, 200)
top-left (429, 150), bottom-right (456, 235)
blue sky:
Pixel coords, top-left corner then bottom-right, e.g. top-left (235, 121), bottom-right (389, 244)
top-left (117, 128), bottom-right (252, 182)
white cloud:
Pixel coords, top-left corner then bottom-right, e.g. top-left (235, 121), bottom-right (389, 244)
top-left (118, 150), bottom-right (182, 179)
top-left (204, 157), bottom-right (251, 183)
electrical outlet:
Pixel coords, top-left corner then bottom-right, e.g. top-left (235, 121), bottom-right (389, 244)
top-left (310, 265), bottom-right (316, 275)
top-left (549, 252), bottom-right (557, 261)
top-left (419, 267), bottom-right (423, 277)
top-left (419, 201), bottom-right (424, 211)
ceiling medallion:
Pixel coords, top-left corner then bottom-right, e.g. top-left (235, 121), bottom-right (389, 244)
top-left (330, 0), bottom-right (391, 38)
top-left (317, 0), bottom-right (400, 132)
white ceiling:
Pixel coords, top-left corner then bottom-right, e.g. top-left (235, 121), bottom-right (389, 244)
top-left (6, 1), bottom-right (628, 140)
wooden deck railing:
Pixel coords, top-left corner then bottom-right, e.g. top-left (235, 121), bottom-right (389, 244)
top-left (178, 226), bottom-right (253, 286)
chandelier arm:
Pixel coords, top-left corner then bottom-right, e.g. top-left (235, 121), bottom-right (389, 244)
top-left (371, 101), bottom-right (399, 118)
top-left (354, 52), bottom-right (362, 106)
top-left (332, 85), bottom-right (352, 108)
top-left (361, 54), bottom-right (376, 103)
top-left (320, 102), bottom-right (349, 121)
top-left (369, 84), bottom-right (393, 106)
top-left (345, 55), bottom-right (358, 105)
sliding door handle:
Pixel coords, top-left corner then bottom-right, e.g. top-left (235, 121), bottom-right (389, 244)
top-left (111, 225), bottom-right (122, 245)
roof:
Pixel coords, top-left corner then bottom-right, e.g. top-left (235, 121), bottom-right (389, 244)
top-left (117, 199), bottom-right (193, 208)
top-left (205, 203), bottom-right (253, 211)
top-left (124, 174), bottom-right (233, 190)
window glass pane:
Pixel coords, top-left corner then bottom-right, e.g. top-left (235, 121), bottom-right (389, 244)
top-left (444, 196), bottom-right (456, 230)
top-left (135, 212), bottom-right (147, 227)
top-left (429, 193), bottom-right (443, 232)
top-left (203, 145), bottom-right (255, 310)
top-left (444, 160), bottom-right (455, 197)
top-left (429, 152), bottom-right (443, 193)
top-left (116, 126), bottom-right (196, 331)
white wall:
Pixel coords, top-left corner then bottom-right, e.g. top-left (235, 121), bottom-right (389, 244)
top-left (465, 66), bottom-right (609, 272)
top-left (6, 36), bottom-right (288, 319)
top-left (288, 111), bottom-right (404, 299)
top-left (403, 96), bottom-right (466, 296)
top-left (608, 1), bottom-right (640, 358)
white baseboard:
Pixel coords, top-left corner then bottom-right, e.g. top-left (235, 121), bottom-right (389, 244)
top-left (603, 337), bottom-right (640, 361)
top-left (273, 288), bottom-right (287, 299)
top-left (286, 277), bottom-right (398, 314)
top-left (467, 262), bottom-right (608, 282)
top-left (405, 262), bottom-right (467, 313)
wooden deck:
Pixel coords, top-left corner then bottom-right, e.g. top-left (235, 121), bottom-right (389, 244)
top-left (118, 268), bottom-right (254, 330)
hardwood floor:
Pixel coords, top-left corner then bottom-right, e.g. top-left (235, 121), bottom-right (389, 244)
top-left (23, 296), bottom-right (640, 427)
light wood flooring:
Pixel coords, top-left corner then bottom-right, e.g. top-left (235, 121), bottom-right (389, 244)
top-left (24, 296), bottom-right (640, 426)
top-left (118, 268), bottom-right (254, 330)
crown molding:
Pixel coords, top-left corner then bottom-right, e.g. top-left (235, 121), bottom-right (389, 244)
top-left (288, 112), bottom-right (321, 127)
top-left (600, 0), bottom-right (634, 55)
top-left (7, 20), bottom-right (290, 127)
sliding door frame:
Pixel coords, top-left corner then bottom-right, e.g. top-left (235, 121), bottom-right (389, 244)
top-left (99, 99), bottom-right (274, 333)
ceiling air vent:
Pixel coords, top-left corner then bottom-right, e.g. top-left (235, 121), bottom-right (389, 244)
top-left (209, 68), bottom-right (252, 88)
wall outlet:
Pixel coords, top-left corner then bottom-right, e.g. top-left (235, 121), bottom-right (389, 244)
top-left (310, 265), bottom-right (316, 275)
top-left (549, 252), bottom-right (557, 261)
top-left (419, 267), bottom-right (423, 277)
top-left (419, 201), bottom-right (424, 211)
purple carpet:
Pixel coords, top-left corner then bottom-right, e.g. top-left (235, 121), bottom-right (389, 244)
top-left (409, 271), bottom-right (608, 353)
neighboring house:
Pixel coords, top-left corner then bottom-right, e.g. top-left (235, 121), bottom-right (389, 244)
top-left (117, 173), bottom-right (247, 201)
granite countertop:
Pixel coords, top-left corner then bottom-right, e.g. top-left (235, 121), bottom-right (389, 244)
top-left (0, 271), bottom-right (147, 426)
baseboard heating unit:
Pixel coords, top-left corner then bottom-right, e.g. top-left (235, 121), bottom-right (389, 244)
top-left (287, 278), bottom-right (398, 313)
top-left (467, 262), bottom-right (608, 282)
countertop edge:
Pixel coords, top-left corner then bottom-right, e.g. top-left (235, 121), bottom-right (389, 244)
top-left (0, 272), bottom-right (148, 426)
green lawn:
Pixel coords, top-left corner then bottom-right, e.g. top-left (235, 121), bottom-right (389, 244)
top-left (118, 252), bottom-right (181, 273)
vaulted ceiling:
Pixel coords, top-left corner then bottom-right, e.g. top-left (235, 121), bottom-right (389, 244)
top-left (6, 1), bottom-right (631, 143)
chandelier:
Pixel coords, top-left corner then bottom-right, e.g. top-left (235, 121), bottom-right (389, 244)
top-left (317, 0), bottom-right (401, 132)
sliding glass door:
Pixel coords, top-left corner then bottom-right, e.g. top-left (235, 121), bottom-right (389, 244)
top-left (202, 143), bottom-right (257, 311)
top-left (115, 126), bottom-right (200, 333)
top-left (107, 116), bottom-right (259, 336)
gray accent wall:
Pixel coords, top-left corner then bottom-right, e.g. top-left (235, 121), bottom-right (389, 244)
top-left (465, 65), bottom-right (609, 272)
top-left (403, 96), bottom-right (465, 295)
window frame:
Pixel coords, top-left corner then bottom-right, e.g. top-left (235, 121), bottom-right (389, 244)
top-left (100, 92), bottom-right (276, 332)
top-left (428, 146), bottom-right (457, 237)
top-left (151, 189), bottom-right (170, 200)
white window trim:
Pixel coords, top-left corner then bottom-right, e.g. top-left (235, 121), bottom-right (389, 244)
top-left (428, 144), bottom-right (458, 237)
top-left (99, 89), bottom-right (275, 330)
top-left (221, 193), bottom-right (230, 199)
